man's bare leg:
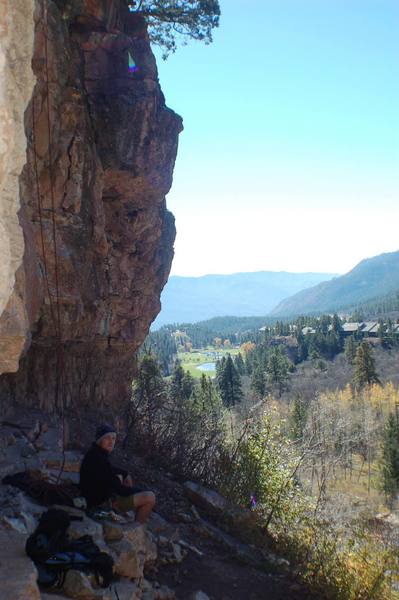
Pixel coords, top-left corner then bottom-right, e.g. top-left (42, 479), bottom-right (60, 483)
top-left (124, 474), bottom-right (133, 487)
top-left (133, 491), bottom-right (156, 523)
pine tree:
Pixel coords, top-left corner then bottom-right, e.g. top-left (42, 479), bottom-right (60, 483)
top-left (290, 396), bottom-right (307, 441)
top-left (344, 336), bottom-right (357, 365)
top-left (295, 329), bottom-right (308, 363)
top-left (380, 413), bottom-right (399, 502)
top-left (192, 374), bottom-right (224, 416)
top-left (266, 347), bottom-right (289, 397)
top-left (168, 360), bottom-right (190, 471)
top-left (216, 354), bottom-right (243, 406)
top-left (234, 352), bottom-right (246, 375)
top-left (331, 314), bottom-right (342, 335)
top-left (129, 353), bottom-right (167, 451)
top-left (250, 362), bottom-right (266, 398)
top-left (353, 341), bottom-right (380, 390)
top-left (130, 0), bottom-right (221, 58)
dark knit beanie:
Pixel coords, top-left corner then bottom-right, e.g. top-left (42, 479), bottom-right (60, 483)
top-left (95, 423), bottom-right (116, 443)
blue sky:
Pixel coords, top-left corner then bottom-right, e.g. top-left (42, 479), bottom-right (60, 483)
top-left (154, 0), bottom-right (399, 276)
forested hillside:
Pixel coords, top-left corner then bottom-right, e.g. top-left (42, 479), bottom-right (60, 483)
top-left (338, 289), bottom-right (399, 320)
top-left (271, 250), bottom-right (399, 317)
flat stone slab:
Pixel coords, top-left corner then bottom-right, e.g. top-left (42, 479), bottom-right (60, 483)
top-left (0, 529), bottom-right (40, 600)
top-left (184, 481), bottom-right (228, 517)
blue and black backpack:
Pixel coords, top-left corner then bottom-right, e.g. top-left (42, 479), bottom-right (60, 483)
top-left (25, 508), bottom-right (114, 588)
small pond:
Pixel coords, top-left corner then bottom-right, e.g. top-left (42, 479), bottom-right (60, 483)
top-left (197, 362), bottom-right (216, 372)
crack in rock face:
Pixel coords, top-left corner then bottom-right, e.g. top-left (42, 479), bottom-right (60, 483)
top-left (0, 0), bottom-right (182, 413)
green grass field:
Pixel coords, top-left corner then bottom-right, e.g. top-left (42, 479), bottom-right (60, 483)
top-left (178, 347), bottom-right (240, 378)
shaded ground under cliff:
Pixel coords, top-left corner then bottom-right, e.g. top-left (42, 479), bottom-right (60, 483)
top-left (0, 409), bottom-right (312, 600)
top-left (76, 418), bottom-right (312, 600)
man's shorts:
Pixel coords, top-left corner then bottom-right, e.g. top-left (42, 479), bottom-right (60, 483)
top-left (112, 486), bottom-right (143, 513)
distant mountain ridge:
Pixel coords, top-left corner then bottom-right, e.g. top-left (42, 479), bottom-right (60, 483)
top-left (271, 250), bottom-right (399, 317)
top-left (153, 270), bottom-right (337, 328)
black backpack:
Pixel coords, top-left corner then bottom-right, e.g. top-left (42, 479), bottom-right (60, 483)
top-left (25, 508), bottom-right (114, 588)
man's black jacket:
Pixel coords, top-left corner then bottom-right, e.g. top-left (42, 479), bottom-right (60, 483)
top-left (79, 443), bottom-right (132, 508)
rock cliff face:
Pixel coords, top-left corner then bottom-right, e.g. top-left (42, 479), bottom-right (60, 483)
top-left (0, 0), bottom-right (182, 413)
top-left (0, 0), bottom-right (36, 373)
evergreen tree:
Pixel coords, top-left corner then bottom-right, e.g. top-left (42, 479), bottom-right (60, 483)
top-left (353, 341), bottom-right (381, 390)
top-left (234, 352), bottom-right (246, 375)
top-left (181, 371), bottom-right (195, 400)
top-left (168, 359), bottom-right (190, 471)
top-left (344, 336), bottom-right (357, 365)
top-left (216, 354), bottom-right (243, 406)
top-left (192, 374), bottom-right (224, 417)
top-left (377, 318), bottom-right (385, 341)
top-left (331, 314), bottom-right (342, 335)
top-left (290, 396), bottom-right (307, 441)
top-left (250, 361), bottom-right (266, 398)
top-left (129, 353), bottom-right (167, 451)
top-left (326, 331), bottom-right (341, 359)
top-left (129, 0), bottom-right (221, 58)
top-left (266, 347), bottom-right (289, 397)
top-left (169, 359), bottom-right (185, 397)
top-left (295, 329), bottom-right (308, 363)
top-left (141, 329), bottom-right (177, 374)
top-left (380, 413), bottom-right (399, 502)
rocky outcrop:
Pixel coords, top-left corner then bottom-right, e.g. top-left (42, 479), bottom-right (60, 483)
top-left (0, 1), bottom-right (182, 412)
top-left (0, 0), bottom-right (36, 374)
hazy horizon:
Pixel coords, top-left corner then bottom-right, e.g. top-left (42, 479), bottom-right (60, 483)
top-left (165, 248), bottom-right (398, 279)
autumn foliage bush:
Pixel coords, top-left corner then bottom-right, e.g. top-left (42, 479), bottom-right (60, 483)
top-left (218, 406), bottom-right (399, 599)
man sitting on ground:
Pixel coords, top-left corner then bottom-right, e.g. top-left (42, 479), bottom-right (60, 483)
top-left (79, 424), bottom-right (155, 523)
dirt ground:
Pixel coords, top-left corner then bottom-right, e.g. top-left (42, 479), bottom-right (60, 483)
top-left (153, 537), bottom-right (311, 600)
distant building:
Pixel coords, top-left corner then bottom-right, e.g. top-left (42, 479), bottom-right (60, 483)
top-left (301, 326), bottom-right (316, 335)
top-left (361, 322), bottom-right (379, 336)
top-left (341, 322), bottom-right (364, 335)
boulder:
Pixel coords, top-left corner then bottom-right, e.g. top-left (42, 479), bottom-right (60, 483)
top-left (0, 529), bottom-right (40, 600)
top-left (51, 504), bottom-right (104, 547)
top-left (154, 585), bottom-right (176, 600)
top-left (110, 580), bottom-right (141, 600)
top-left (146, 512), bottom-right (180, 542)
top-left (141, 584), bottom-right (175, 600)
top-left (1, 515), bottom-right (28, 534)
top-left (62, 569), bottom-right (112, 599)
top-left (146, 512), bottom-right (170, 535)
top-left (184, 481), bottom-right (228, 517)
top-left (0, 438), bottom-right (41, 476)
top-left (102, 520), bottom-right (125, 542)
top-left (109, 538), bottom-right (142, 579)
top-left (124, 522), bottom-right (157, 566)
top-left (68, 515), bottom-right (104, 546)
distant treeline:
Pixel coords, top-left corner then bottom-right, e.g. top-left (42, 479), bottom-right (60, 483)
top-left (153, 315), bottom-right (277, 346)
top-left (143, 305), bottom-right (399, 375)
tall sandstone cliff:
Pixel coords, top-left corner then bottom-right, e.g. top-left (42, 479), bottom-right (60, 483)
top-left (0, 0), bottom-right (182, 413)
